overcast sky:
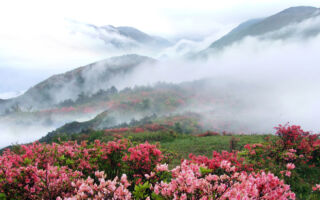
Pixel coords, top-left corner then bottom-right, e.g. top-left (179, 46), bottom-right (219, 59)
top-left (0, 0), bottom-right (319, 97)
top-left (1, 0), bottom-right (318, 36)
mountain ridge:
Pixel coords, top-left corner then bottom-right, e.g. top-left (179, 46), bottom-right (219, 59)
top-left (83, 22), bottom-right (172, 50)
top-left (200, 6), bottom-right (320, 55)
top-left (0, 54), bottom-right (156, 114)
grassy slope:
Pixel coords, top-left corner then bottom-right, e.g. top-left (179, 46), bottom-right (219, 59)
top-left (45, 129), bottom-right (271, 167)
top-left (160, 134), bottom-right (272, 166)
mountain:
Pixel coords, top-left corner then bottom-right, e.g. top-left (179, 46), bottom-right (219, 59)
top-left (38, 77), bottom-right (256, 142)
top-left (115, 26), bottom-right (172, 48)
top-left (41, 111), bottom-right (116, 141)
top-left (77, 22), bottom-right (172, 52)
top-left (202, 6), bottom-right (320, 53)
top-left (0, 54), bottom-right (155, 113)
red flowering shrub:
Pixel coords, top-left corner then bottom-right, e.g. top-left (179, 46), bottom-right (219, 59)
top-left (275, 124), bottom-right (320, 156)
top-left (133, 127), bottom-right (145, 133)
top-left (242, 124), bottom-right (320, 198)
top-left (0, 140), bottom-right (163, 199)
top-left (0, 164), bottom-right (82, 199)
top-left (313, 184), bottom-right (320, 192)
top-left (93, 139), bottom-right (128, 179)
top-left (144, 124), bottom-right (165, 131)
top-left (123, 142), bottom-right (163, 181)
top-left (188, 150), bottom-right (253, 173)
top-left (0, 124), bottom-right (318, 199)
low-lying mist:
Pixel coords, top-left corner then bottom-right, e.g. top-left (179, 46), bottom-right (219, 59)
top-left (113, 32), bottom-right (320, 133)
top-left (0, 110), bottom-right (100, 148)
top-left (0, 123), bottom-right (56, 149)
top-left (2, 17), bottom-right (320, 148)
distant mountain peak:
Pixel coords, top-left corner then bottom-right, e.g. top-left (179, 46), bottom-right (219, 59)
top-left (281, 6), bottom-right (319, 13)
top-left (67, 21), bottom-right (172, 53)
top-left (200, 6), bottom-right (320, 56)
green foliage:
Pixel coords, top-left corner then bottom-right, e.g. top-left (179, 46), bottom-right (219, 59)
top-left (200, 166), bottom-right (213, 176)
top-left (133, 182), bottom-right (151, 200)
top-left (23, 158), bottom-right (32, 165)
top-left (128, 131), bottom-right (177, 143)
top-left (0, 193), bottom-right (6, 200)
top-left (161, 135), bottom-right (270, 166)
top-left (151, 193), bottom-right (166, 200)
top-left (59, 155), bottom-right (65, 161)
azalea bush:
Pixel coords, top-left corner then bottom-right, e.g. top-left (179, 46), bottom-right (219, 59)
top-left (150, 161), bottom-right (295, 200)
top-left (241, 124), bottom-right (320, 199)
top-left (59, 171), bottom-right (132, 200)
top-left (0, 124), bottom-right (319, 199)
top-left (0, 139), bottom-right (163, 199)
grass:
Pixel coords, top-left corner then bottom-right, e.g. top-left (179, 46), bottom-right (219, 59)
top-left (160, 134), bottom-right (274, 166)
top-left (42, 129), bottom-right (274, 167)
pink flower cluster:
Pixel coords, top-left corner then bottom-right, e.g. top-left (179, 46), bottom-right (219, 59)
top-left (60, 171), bottom-right (131, 200)
top-left (223, 171), bottom-right (295, 199)
top-left (313, 184), bottom-right (320, 192)
top-left (244, 124), bottom-right (320, 174)
top-left (279, 163), bottom-right (295, 177)
top-left (275, 124), bottom-right (320, 158)
top-left (152, 160), bottom-right (295, 200)
top-left (123, 142), bottom-right (163, 178)
top-left (0, 128), bottom-right (305, 199)
top-left (0, 140), bottom-right (162, 199)
top-left (188, 150), bottom-right (253, 173)
top-left (0, 163), bottom-right (82, 199)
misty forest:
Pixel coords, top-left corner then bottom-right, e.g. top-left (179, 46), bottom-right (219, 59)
top-left (1, 1), bottom-right (320, 199)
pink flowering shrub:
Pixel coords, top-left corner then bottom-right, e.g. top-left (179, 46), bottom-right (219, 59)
top-left (242, 124), bottom-right (320, 198)
top-left (222, 171), bottom-right (295, 200)
top-left (93, 139), bottom-right (128, 179)
top-left (0, 124), bottom-right (318, 199)
top-left (0, 140), bottom-right (162, 199)
top-left (0, 164), bottom-right (82, 199)
top-left (123, 142), bottom-right (163, 183)
top-left (243, 124), bottom-right (320, 170)
top-left (313, 184), bottom-right (320, 192)
top-left (151, 160), bottom-right (295, 200)
top-left (60, 171), bottom-right (132, 200)
top-left (188, 150), bottom-right (253, 173)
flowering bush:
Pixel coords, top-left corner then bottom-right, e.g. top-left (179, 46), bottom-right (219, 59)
top-left (151, 160), bottom-right (295, 200)
top-left (60, 171), bottom-right (132, 200)
top-left (123, 142), bottom-right (163, 183)
top-left (0, 140), bottom-right (162, 199)
top-left (242, 124), bottom-right (320, 199)
top-left (313, 184), bottom-right (320, 192)
top-left (188, 150), bottom-right (253, 173)
top-left (0, 124), bottom-right (319, 199)
top-left (0, 164), bottom-right (82, 199)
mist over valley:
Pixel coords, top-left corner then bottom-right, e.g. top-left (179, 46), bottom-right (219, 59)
top-left (1, 5), bottom-right (320, 148)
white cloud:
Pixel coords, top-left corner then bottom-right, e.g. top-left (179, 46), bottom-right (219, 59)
top-left (0, 0), bottom-right (319, 93)
top-left (110, 26), bottom-right (320, 132)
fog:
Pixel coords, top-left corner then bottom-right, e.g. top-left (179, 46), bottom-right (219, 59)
top-left (0, 111), bottom-right (100, 148)
top-left (110, 19), bottom-right (320, 133)
top-left (1, 6), bottom-right (320, 148)
top-left (0, 19), bottom-right (165, 96)
top-left (0, 123), bottom-right (56, 148)
top-left (1, 0), bottom-right (319, 95)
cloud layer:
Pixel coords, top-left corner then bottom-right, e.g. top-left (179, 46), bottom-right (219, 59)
top-left (110, 21), bottom-right (320, 133)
